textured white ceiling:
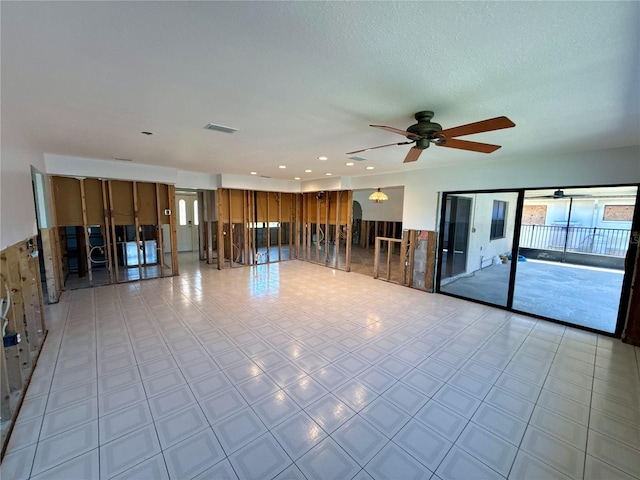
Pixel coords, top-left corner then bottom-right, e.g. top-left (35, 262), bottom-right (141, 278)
top-left (2, 1), bottom-right (638, 181)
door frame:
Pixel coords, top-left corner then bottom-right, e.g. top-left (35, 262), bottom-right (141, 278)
top-left (436, 183), bottom-right (639, 337)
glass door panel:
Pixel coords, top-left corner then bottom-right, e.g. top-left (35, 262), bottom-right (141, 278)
top-left (513, 186), bottom-right (637, 333)
top-left (439, 192), bottom-right (519, 307)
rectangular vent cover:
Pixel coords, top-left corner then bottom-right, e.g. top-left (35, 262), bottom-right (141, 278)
top-left (348, 156), bottom-right (368, 162)
top-left (204, 123), bottom-right (238, 134)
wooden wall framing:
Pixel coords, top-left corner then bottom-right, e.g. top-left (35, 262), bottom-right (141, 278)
top-left (217, 189), bottom-right (296, 268)
top-left (49, 176), bottom-right (178, 287)
top-left (1, 236), bottom-right (47, 455)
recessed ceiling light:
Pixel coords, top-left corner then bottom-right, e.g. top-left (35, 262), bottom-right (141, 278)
top-left (279, 165), bottom-right (286, 169)
top-left (345, 162), bottom-right (354, 166)
top-left (366, 166), bottom-right (375, 170)
top-left (250, 171), bottom-right (257, 175)
top-left (294, 177), bottom-right (301, 180)
top-left (141, 131), bottom-right (153, 136)
top-left (305, 169), bottom-right (312, 173)
top-left (318, 156), bottom-right (328, 161)
top-left (325, 173), bottom-right (332, 176)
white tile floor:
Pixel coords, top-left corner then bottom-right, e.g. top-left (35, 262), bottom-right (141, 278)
top-left (2, 258), bottom-right (640, 480)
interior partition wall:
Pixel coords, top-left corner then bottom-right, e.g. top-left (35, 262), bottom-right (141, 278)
top-left (50, 176), bottom-right (178, 288)
top-left (436, 185), bottom-right (639, 335)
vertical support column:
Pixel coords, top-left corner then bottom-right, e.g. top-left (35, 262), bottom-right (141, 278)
top-left (334, 191), bottom-right (341, 269)
top-left (373, 237), bottom-right (380, 279)
top-left (228, 189), bottom-right (234, 268)
top-left (216, 189), bottom-right (225, 269)
top-left (249, 190), bottom-right (256, 265)
top-left (154, 183), bottom-right (165, 277)
top-left (304, 195), bottom-right (310, 261)
top-left (266, 192), bottom-right (271, 263)
top-left (101, 181), bottom-right (114, 284)
top-left (294, 194), bottom-right (301, 260)
top-left (277, 193), bottom-right (282, 262)
top-left (79, 179), bottom-right (93, 285)
top-left (400, 230), bottom-right (408, 285)
top-left (197, 191), bottom-right (206, 261)
top-left (425, 231), bottom-right (437, 291)
top-left (107, 181), bottom-right (120, 282)
top-left (167, 184), bottom-right (179, 275)
top-left (407, 230), bottom-right (417, 287)
top-left (132, 182), bottom-right (144, 280)
top-left (345, 190), bottom-right (353, 272)
top-left (324, 193), bottom-right (330, 266)
top-left (206, 190), bottom-right (215, 265)
top-left (243, 190), bottom-right (249, 265)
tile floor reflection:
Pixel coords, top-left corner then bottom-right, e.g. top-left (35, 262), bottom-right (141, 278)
top-left (1, 258), bottom-right (639, 479)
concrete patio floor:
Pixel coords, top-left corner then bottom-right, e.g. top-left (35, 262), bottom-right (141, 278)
top-left (440, 259), bottom-right (625, 333)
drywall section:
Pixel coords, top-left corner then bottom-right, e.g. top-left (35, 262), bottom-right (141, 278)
top-left (220, 174), bottom-right (299, 193)
top-left (176, 171), bottom-right (219, 190)
top-left (45, 154), bottom-right (177, 184)
top-left (0, 124), bottom-right (44, 251)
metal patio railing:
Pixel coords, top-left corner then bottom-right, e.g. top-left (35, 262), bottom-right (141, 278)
top-left (519, 225), bottom-right (631, 257)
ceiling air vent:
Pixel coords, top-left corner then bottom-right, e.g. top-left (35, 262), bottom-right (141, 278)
top-left (204, 123), bottom-right (238, 134)
top-left (348, 156), bottom-right (368, 162)
top-left (113, 157), bottom-right (133, 162)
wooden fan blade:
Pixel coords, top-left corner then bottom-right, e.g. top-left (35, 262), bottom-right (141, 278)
top-left (438, 116), bottom-right (515, 138)
top-left (371, 125), bottom-right (423, 140)
top-left (403, 147), bottom-right (423, 163)
top-left (436, 138), bottom-right (501, 153)
top-left (346, 141), bottom-right (413, 155)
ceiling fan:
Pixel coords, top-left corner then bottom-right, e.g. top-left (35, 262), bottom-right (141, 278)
top-left (347, 111), bottom-right (515, 163)
top-left (530, 189), bottom-right (591, 199)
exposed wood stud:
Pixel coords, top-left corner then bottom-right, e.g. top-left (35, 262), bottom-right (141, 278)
top-left (345, 190), bottom-right (353, 272)
top-left (154, 183), bottom-right (165, 277)
top-left (334, 191), bottom-right (341, 269)
top-left (277, 193), bottom-right (282, 262)
top-left (101, 180), bottom-right (114, 284)
top-left (107, 181), bottom-right (120, 282)
top-left (132, 182), bottom-right (144, 280)
top-left (425, 230), bottom-right (437, 292)
top-left (216, 188), bottom-right (225, 269)
top-left (79, 179), bottom-right (93, 285)
top-left (167, 184), bottom-right (180, 275)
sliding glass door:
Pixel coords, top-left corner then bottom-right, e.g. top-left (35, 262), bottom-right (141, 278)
top-left (438, 192), bottom-right (519, 307)
top-left (512, 186), bottom-right (637, 333)
top-left (437, 185), bottom-right (638, 335)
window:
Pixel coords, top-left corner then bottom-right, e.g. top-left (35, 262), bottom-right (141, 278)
top-left (490, 200), bottom-right (507, 240)
top-left (603, 205), bottom-right (634, 222)
top-left (193, 200), bottom-right (199, 225)
top-left (522, 205), bottom-right (547, 225)
top-left (178, 199), bottom-right (187, 226)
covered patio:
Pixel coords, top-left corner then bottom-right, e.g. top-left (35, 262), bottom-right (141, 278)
top-left (440, 259), bottom-right (625, 333)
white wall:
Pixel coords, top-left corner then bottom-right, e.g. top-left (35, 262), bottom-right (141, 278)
top-left (464, 192), bottom-right (519, 272)
top-left (45, 154), bottom-right (178, 184)
top-left (0, 124), bottom-right (44, 250)
top-left (12, 145), bottom-right (636, 252)
top-left (220, 174), bottom-right (299, 193)
top-left (355, 146), bottom-right (640, 231)
top-left (353, 187), bottom-right (404, 222)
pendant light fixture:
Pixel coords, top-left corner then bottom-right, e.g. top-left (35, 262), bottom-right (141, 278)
top-left (369, 188), bottom-right (388, 203)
